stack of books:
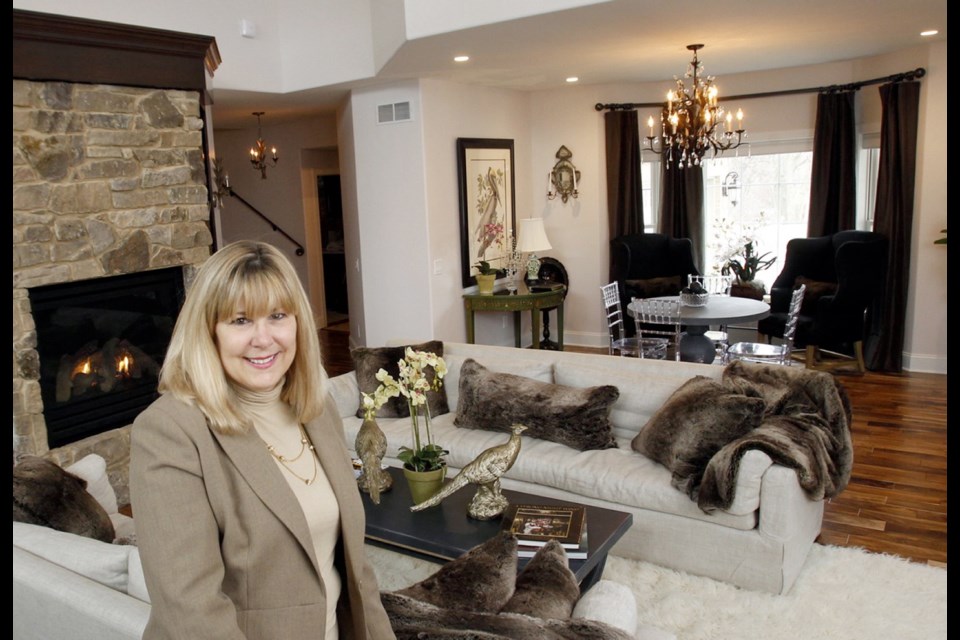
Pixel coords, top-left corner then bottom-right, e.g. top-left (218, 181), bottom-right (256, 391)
top-left (500, 503), bottom-right (588, 559)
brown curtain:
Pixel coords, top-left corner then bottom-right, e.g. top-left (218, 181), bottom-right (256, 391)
top-left (658, 161), bottom-right (704, 272)
top-left (604, 110), bottom-right (645, 251)
top-left (865, 81), bottom-right (921, 372)
top-left (807, 91), bottom-right (857, 236)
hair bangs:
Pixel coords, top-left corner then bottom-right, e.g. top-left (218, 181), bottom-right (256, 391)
top-left (213, 260), bottom-right (298, 324)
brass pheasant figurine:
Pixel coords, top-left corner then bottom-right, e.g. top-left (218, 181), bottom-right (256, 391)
top-left (410, 424), bottom-right (527, 520)
top-left (355, 414), bottom-right (392, 504)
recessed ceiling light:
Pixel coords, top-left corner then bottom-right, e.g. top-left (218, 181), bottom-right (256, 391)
top-left (454, 55), bottom-right (470, 63)
top-left (566, 77), bottom-right (579, 83)
top-left (921, 30), bottom-right (939, 37)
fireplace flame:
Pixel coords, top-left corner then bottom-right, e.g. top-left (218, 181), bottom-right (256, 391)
top-left (73, 358), bottom-right (93, 377)
top-left (116, 354), bottom-right (132, 377)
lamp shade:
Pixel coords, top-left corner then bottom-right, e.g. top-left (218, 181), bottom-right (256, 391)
top-left (518, 218), bottom-right (552, 253)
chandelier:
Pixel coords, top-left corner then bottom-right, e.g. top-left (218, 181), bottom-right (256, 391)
top-left (249, 111), bottom-right (278, 179)
top-left (645, 44), bottom-right (745, 169)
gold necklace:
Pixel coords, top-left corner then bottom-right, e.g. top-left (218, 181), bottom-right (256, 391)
top-left (265, 424), bottom-right (318, 485)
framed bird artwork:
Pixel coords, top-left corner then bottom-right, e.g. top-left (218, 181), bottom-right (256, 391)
top-left (457, 138), bottom-right (517, 288)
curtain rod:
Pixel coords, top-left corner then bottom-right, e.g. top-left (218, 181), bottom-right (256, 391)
top-left (594, 67), bottom-right (925, 111)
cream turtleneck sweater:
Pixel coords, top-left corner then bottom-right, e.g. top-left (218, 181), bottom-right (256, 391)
top-left (235, 383), bottom-right (341, 639)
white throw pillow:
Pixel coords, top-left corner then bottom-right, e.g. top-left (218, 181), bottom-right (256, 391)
top-left (66, 454), bottom-right (119, 515)
top-left (12, 521), bottom-right (132, 593)
top-left (573, 579), bottom-right (641, 635)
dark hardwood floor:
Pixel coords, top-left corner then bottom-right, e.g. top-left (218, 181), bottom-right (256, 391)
top-left (319, 328), bottom-right (947, 569)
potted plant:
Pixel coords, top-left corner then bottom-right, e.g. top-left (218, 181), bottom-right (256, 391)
top-left (372, 348), bottom-right (449, 503)
top-left (724, 240), bottom-right (776, 300)
top-left (473, 260), bottom-right (498, 295)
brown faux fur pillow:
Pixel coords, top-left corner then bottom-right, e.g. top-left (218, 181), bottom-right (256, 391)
top-left (12, 455), bottom-right (115, 543)
top-left (631, 375), bottom-right (765, 500)
top-left (500, 540), bottom-right (580, 620)
top-left (455, 359), bottom-right (619, 451)
top-left (385, 533), bottom-right (634, 639)
top-left (794, 276), bottom-right (838, 315)
top-left (395, 531), bottom-right (518, 614)
top-left (623, 275), bottom-right (685, 299)
top-left (351, 340), bottom-right (449, 419)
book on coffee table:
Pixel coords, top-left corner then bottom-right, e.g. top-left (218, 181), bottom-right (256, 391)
top-left (501, 503), bottom-right (586, 549)
top-left (517, 522), bottom-right (588, 559)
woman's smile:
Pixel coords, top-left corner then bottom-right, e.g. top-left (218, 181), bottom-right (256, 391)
top-left (215, 310), bottom-right (297, 392)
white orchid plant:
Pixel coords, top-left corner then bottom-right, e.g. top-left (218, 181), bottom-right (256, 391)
top-left (371, 348), bottom-right (449, 472)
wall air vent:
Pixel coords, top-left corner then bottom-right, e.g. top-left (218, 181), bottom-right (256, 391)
top-left (377, 101), bottom-right (412, 124)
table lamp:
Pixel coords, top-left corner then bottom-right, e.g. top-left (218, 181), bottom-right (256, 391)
top-left (518, 218), bottom-right (552, 281)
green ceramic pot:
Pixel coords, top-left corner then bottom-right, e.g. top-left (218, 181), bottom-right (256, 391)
top-left (403, 465), bottom-right (446, 504)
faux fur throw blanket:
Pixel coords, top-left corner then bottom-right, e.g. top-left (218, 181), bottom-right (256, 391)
top-left (698, 361), bottom-right (854, 512)
top-left (633, 361), bottom-right (853, 514)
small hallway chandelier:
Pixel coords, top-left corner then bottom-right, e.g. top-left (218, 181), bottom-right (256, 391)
top-left (249, 111), bottom-right (278, 179)
top-left (645, 44), bottom-right (745, 169)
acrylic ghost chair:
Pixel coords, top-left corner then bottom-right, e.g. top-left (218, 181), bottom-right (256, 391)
top-left (630, 296), bottom-right (682, 361)
top-left (600, 283), bottom-right (668, 359)
top-left (726, 284), bottom-right (806, 366)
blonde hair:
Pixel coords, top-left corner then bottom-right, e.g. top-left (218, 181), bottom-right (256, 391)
top-left (159, 241), bottom-right (328, 433)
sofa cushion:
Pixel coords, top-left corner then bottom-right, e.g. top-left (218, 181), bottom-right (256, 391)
top-left (500, 539), bottom-right (580, 619)
top-left (351, 340), bottom-right (449, 419)
top-left (394, 530), bottom-right (518, 613)
top-left (127, 547), bottom-right (151, 603)
top-left (554, 359), bottom-right (721, 441)
top-left (455, 359), bottom-right (619, 451)
top-left (13, 455), bottom-right (115, 543)
top-left (631, 375), bottom-right (765, 500)
top-left (13, 521), bottom-right (132, 593)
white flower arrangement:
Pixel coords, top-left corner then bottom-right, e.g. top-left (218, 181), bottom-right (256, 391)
top-left (369, 348), bottom-right (448, 472)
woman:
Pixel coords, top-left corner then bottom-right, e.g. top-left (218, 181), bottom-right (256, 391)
top-left (130, 241), bottom-right (395, 639)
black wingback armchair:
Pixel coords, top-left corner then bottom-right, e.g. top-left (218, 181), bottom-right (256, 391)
top-left (757, 230), bottom-right (887, 372)
top-left (610, 233), bottom-right (699, 336)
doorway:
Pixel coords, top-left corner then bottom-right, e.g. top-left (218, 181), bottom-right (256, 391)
top-left (317, 175), bottom-right (349, 330)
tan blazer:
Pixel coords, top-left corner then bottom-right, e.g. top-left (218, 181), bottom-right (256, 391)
top-left (129, 393), bottom-right (396, 640)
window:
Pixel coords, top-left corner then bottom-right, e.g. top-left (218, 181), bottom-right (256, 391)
top-left (703, 145), bottom-right (813, 291)
top-left (642, 136), bottom-right (880, 291)
top-left (857, 133), bottom-right (881, 230)
top-left (641, 158), bottom-right (659, 233)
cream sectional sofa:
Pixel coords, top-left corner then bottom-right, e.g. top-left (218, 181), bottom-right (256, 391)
top-left (330, 341), bottom-right (825, 595)
top-left (13, 452), bottom-right (653, 640)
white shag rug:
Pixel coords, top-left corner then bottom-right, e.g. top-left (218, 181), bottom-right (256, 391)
top-left (367, 543), bottom-right (947, 640)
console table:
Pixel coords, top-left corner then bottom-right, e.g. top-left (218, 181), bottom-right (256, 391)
top-left (463, 282), bottom-right (565, 349)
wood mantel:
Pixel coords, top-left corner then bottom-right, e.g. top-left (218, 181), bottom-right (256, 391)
top-left (13, 9), bottom-right (220, 97)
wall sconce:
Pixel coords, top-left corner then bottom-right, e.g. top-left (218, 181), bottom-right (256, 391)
top-left (722, 171), bottom-right (739, 206)
top-left (546, 145), bottom-right (580, 203)
top-left (213, 158), bottom-right (231, 208)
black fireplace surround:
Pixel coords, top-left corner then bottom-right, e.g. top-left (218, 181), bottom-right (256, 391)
top-left (29, 267), bottom-right (185, 448)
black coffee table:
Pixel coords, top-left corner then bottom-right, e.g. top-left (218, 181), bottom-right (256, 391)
top-left (361, 466), bottom-right (633, 591)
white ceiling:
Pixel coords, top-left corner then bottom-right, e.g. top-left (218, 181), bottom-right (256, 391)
top-left (210, 0), bottom-right (947, 129)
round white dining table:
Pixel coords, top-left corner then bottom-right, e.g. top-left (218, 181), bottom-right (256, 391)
top-left (628, 295), bottom-right (770, 364)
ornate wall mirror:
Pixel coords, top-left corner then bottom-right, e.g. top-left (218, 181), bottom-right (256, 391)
top-left (547, 145), bottom-right (580, 203)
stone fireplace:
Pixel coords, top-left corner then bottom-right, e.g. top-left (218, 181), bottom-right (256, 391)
top-left (29, 266), bottom-right (186, 449)
top-left (13, 10), bottom-right (221, 502)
